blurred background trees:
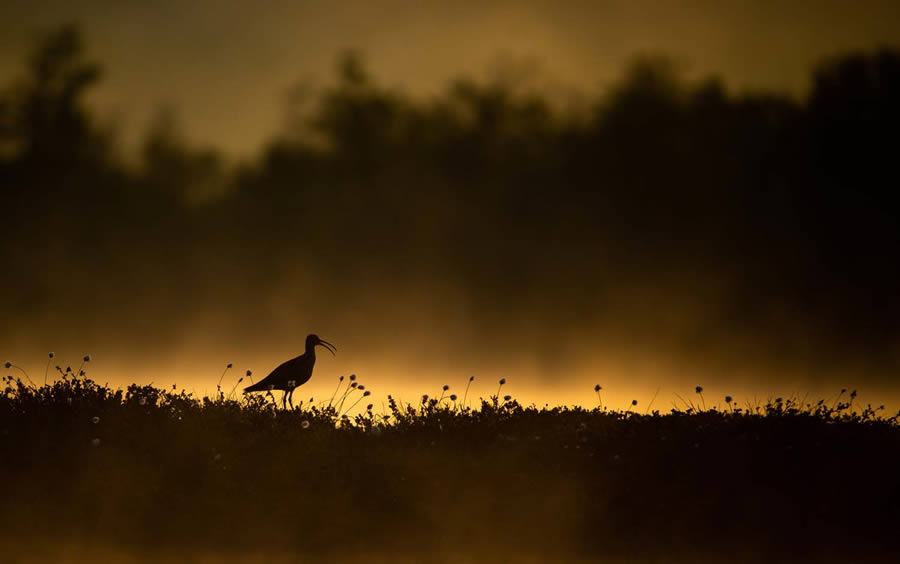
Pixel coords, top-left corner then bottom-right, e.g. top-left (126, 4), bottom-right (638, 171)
top-left (1, 25), bottom-right (898, 370)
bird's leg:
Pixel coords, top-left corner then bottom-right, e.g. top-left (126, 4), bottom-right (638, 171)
top-left (282, 391), bottom-right (288, 410)
top-left (288, 388), bottom-right (295, 410)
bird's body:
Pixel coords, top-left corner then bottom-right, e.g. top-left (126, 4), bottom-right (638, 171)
top-left (244, 334), bottom-right (336, 409)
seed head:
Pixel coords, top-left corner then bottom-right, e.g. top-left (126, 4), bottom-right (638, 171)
top-left (503, 395), bottom-right (511, 401)
top-left (351, 382), bottom-right (358, 388)
top-left (357, 385), bottom-right (365, 391)
top-left (850, 389), bottom-right (857, 399)
top-left (450, 394), bottom-right (457, 401)
top-left (83, 355), bottom-right (91, 362)
top-left (695, 386), bottom-right (703, 394)
top-left (300, 420), bottom-right (310, 429)
top-left (469, 376), bottom-right (475, 382)
top-left (246, 369), bottom-right (252, 377)
top-left (725, 395), bottom-right (733, 404)
top-left (339, 375), bottom-right (345, 381)
top-left (631, 399), bottom-right (638, 406)
top-left (3, 361), bottom-right (10, 369)
top-left (594, 384), bottom-right (601, 392)
top-left (366, 404), bottom-right (373, 411)
top-left (48, 352), bottom-right (55, 359)
top-left (363, 390), bottom-right (371, 397)
top-left (226, 363), bottom-right (233, 369)
top-left (422, 394), bottom-right (429, 402)
top-left (442, 384), bottom-right (449, 391)
top-left (499, 378), bottom-right (506, 385)
top-left (349, 374), bottom-right (357, 381)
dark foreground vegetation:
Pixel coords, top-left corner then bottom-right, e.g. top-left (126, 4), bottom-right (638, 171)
top-left (2, 373), bottom-right (898, 563)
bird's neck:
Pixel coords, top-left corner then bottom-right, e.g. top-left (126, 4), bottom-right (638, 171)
top-left (305, 344), bottom-right (316, 357)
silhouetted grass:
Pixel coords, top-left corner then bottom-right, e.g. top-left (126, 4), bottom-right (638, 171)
top-left (1, 371), bottom-right (899, 562)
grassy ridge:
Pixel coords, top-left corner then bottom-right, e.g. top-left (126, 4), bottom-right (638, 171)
top-left (2, 373), bottom-right (899, 562)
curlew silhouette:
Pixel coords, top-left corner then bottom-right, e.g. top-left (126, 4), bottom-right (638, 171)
top-left (244, 334), bottom-right (336, 409)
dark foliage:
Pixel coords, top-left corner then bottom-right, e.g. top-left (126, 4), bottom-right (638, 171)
top-left (2, 373), bottom-right (898, 561)
top-left (1, 27), bottom-right (899, 359)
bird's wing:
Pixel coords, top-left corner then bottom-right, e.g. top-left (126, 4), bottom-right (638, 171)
top-left (243, 355), bottom-right (304, 392)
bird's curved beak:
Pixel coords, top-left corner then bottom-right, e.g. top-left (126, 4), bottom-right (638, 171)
top-left (317, 339), bottom-right (337, 356)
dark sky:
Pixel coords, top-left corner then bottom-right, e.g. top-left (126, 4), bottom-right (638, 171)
top-left (1, 0), bottom-right (898, 155)
top-left (2, 1), bottom-right (899, 410)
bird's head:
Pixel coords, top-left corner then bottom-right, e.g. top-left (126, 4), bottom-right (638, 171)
top-left (306, 334), bottom-right (336, 355)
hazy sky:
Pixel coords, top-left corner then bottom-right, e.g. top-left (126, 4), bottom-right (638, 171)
top-left (1, 0), bottom-right (898, 156)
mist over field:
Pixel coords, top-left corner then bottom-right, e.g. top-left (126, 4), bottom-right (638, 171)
top-left (3, 5), bottom-right (900, 562)
top-left (2, 22), bottom-right (899, 407)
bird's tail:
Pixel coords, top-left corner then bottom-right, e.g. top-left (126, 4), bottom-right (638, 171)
top-left (243, 381), bottom-right (268, 393)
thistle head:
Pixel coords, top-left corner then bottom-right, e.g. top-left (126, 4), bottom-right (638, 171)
top-left (469, 376), bottom-right (475, 382)
top-left (631, 399), bottom-right (638, 406)
top-left (246, 369), bottom-right (252, 377)
top-left (363, 390), bottom-right (371, 397)
top-left (695, 385), bottom-right (703, 394)
top-left (48, 352), bottom-right (55, 359)
top-left (450, 394), bottom-right (457, 401)
top-left (349, 374), bottom-right (357, 381)
top-left (83, 355), bottom-right (91, 362)
top-left (725, 395), bottom-right (733, 404)
top-left (442, 384), bottom-right (449, 391)
top-left (594, 384), bottom-right (601, 392)
top-left (3, 361), bottom-right (10, 369)
top-left (226, 363), bottom-right (233, 369)
top-left (503, 395), bottom-right (511, 402)
top-left (499, 378), bottom-right (506, 385)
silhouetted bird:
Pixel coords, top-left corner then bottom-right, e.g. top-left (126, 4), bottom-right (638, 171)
top-left (243, 334), bottom-right (336, 409)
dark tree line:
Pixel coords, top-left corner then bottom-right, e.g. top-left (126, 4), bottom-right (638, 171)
top-left (1, 25), bottom-right (898, 356)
